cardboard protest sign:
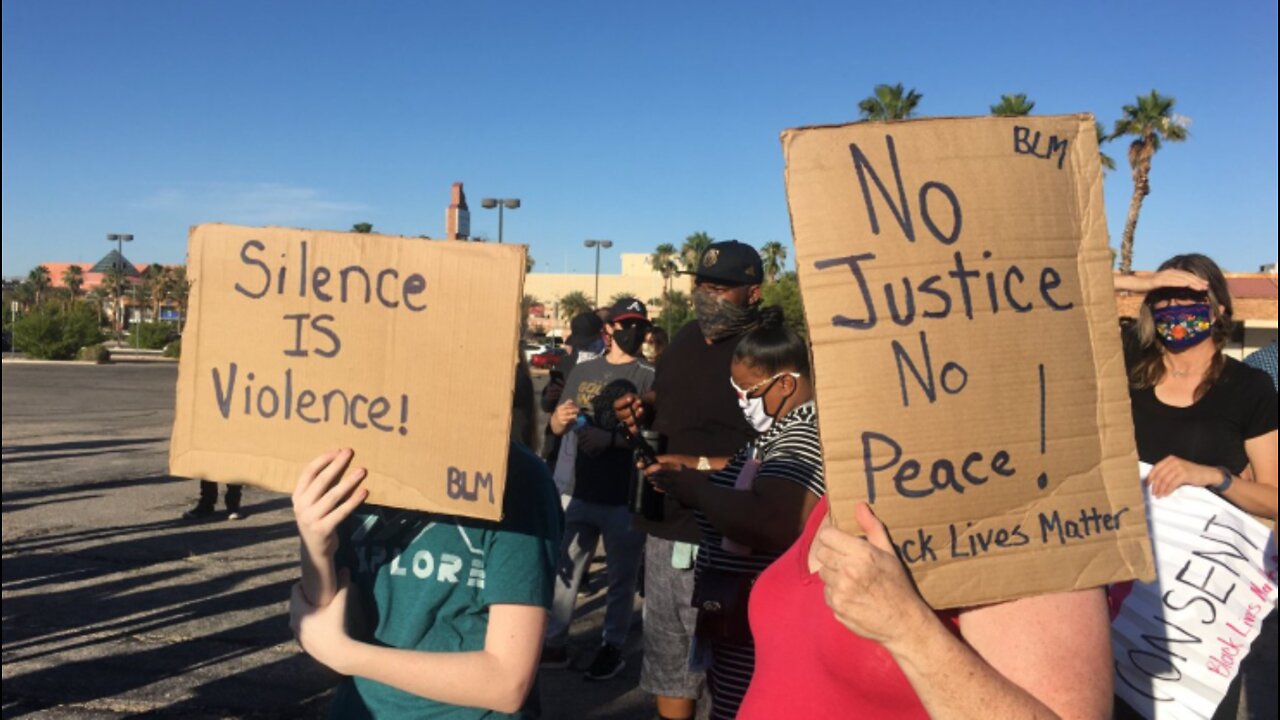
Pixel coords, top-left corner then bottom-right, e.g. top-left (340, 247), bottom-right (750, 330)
top-left (782, 115), bottom-right (1154, 608)
top-left (1112, 468), bottom-right (1278, 720)
top-left (170, 224), bottom-right (525, 520)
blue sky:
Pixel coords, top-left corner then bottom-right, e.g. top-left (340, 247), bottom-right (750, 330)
top-left (3, 1), bottom-right (1276, 277)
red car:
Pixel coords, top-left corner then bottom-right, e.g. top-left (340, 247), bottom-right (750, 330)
top-left (530, 347), bottom-right (568, 369)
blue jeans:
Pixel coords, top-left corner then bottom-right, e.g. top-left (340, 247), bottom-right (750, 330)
top-left (545, 498), bottom-right (645, 648)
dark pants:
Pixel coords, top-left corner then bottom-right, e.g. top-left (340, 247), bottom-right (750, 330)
top-left (197, 480), bottom-right (241, 511)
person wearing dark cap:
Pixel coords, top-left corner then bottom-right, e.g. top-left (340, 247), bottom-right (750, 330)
top-left (541, 298), bottom-right (655, 681)
top-left (540, 311), bottom-right (606, 473)
top-left (615, 240), bottom-right (764, 720)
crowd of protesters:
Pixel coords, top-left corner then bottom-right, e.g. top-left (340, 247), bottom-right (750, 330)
top-left (282, 242), bottom-right (1277, 719)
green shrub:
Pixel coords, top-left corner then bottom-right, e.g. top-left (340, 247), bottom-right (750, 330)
top-left (163, 339), bottom-right (182, 358)
top-left (11, 303), bottom-right (104, 360)
top-left (129, 321), bottom-right (176, 350)
top-left (78, 344), bottom-right (111, 363)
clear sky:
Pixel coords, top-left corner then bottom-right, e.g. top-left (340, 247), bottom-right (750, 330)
top-left (3, 0), bottom-right (1276, 278)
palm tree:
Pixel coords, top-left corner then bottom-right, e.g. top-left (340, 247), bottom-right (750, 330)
top-left (87, 286), bottom-right (109, 327)
top-left (27, 266), bottom-right (51, 306)
top-left (102, 266), bottom-right (130, 337)
top-left (681, 232), bottom-right (714, 273)
top-left (1110, 90), bottom-right (1189, 273)
top-left (351, 223), bottom-right (374, 233)
top-left (12, 281), bottom-right (36, 312)
top-left (760, 241), bottom-right (787, 283)
top-left (651, 243), bottom-right (678, 294)
top-left (990, 93), bottom-right (1035, 116)
top-left (62, 265), bottom-right (85, 306)
top-left (168, 266), bottom-right (191, 328)
top-left (609, 291), bottom-right (640, 306)
top-left (858, 83), bottom-right (923, 121)
top-left (1095, 121), bottom-right (1116, 172)
top-left (143, 265), bottom-right (169, 321)
top-left (559, 291), bottom-right (593, 320)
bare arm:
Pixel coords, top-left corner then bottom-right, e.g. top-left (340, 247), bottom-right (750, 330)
top-left (1146, 430), bottom-right (1278, 519)
top-left (291, 582), bottom-right (545, 714)
top-left (1113, 269), bottom-right (1208, 294)
top-left (814, 503), bottom-right (1111, 720)
top-left (896, 590), bottom-right (1112, 720)
top-left (1233, 431), bottom-right (1278, 519)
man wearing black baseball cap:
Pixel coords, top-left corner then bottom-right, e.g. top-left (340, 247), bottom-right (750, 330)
top-left (615, 240), bottom-right (764, 719)
top-left (542, 297), bottom-right (655, 681)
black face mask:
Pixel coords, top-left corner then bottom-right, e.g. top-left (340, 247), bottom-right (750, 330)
top-left (612, 325), bottom-right (648, 358)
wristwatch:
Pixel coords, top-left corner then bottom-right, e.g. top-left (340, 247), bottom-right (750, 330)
top-left (696, 456), bottom-right (712, 471)
top-left (1212, 467), bottom-right (1234, 494)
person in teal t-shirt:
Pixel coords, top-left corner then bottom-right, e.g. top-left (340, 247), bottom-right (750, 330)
top-left (288, 442), bottom-right (563, 719)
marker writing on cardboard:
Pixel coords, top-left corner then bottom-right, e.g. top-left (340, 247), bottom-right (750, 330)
top-left (1013, 126), bottom-right (1069, 170)
top-left (210, 363), bottom-right (410, 436)
top-left (234, 239), bottom-right (427, 312)
top-left (816, 133), bottom-right (1081, 503)
top-left (894, 504), bottom-right (1130, 567)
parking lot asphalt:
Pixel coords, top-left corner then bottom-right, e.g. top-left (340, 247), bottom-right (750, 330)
top-left (2, 361), bottom-right (649, 719)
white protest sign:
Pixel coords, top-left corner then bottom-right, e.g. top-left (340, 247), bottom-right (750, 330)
top-left (1111, 465), bottom-right (1278, 720)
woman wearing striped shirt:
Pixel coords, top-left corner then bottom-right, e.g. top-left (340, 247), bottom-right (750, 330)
top-left (643, 307), bottom-right (824, 720)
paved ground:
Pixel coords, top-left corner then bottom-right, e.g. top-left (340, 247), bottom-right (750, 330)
top-left (2, 361), bottom-right (651, 719)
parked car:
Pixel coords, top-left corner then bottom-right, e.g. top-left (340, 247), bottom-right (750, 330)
top-left (530, 347), bottom-right (568, 369)
top-left (522, 343), bottom-right (549, 363)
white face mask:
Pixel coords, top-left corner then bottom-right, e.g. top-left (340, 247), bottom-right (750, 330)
top-left (731, 372), bottom-right (800, 432)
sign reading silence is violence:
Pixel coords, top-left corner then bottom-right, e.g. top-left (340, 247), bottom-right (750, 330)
top-left (783, 115), bottom-right (1156, 609)
top-left (170, 225), bottom-right (526, 520)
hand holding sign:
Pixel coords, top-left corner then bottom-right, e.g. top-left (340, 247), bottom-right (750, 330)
top-left (813, 501), bottom-right (933, 650)
top-left (1147, 456), bottom-right (1227, 498)
top-left (292, 448), bottom-right (368, 558)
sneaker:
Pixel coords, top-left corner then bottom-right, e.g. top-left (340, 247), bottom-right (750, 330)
top-left (539, 644), bottom-right (570, 670)
top-left (583, 643), bottom-right (624, 681)
top-left (226, 511), bottom-right (245, 521)
top-left (183, 504), bottom-right (217, 520)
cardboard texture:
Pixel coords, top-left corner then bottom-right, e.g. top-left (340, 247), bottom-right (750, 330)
top-left (782, 115), bottom-right (1155, 608)
top-left (170, 224), bottom-right (525, 520)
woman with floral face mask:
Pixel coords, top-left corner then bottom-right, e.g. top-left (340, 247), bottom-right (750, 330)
top-left (1114, 253), bottom-right (1277, 720)
top-left (641, 306), bottom-right (824, 720)
top-left (1116, 254), bottom-right (1277, 521)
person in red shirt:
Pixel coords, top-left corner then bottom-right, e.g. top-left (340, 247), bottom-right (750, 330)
top-left (739, 497), bottom-right (1113, 719)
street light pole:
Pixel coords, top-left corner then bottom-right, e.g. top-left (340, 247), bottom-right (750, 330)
top-left (479, 198), bottom-right (521, 243)
top-left (106, 233), bottom-right (133, 340)
top-left (583, 239), bottom-right (613, 308)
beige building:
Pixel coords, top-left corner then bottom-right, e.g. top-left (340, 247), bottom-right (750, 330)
top-left (524, 253), bottom-right (690, 337)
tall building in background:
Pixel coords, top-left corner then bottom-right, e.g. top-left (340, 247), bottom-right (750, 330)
top-left (445, 182), bottom-right (470, 240)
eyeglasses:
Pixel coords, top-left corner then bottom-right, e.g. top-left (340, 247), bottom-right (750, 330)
top-left (730, 372), bottom-right (800, 400)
